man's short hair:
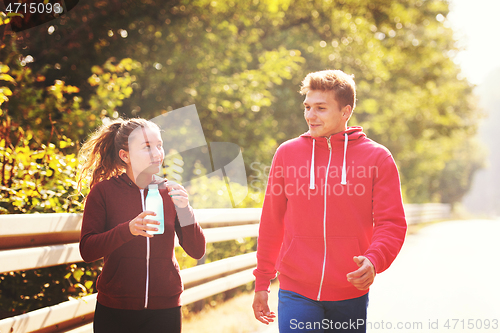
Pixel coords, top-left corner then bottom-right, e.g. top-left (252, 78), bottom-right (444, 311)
top-left (300, 70), bottom-right (356, 110)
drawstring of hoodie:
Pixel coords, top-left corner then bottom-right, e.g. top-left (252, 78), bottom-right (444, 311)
top-left (309, 133), bottom-right (349, 189)
top-left (309, 139), bottom-right (316, 189)
top-left (341, 133), bottom-right (348, 185)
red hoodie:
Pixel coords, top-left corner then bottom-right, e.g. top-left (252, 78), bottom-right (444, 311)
top-left (253, 127), bottom-right (406, 301)
top-left (80, 173), bottom-right (205, 310)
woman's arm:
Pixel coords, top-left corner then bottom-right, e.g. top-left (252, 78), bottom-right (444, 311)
top-left (167, 182), bottom-right (206, 259)
top-left (79, 185), bottom-right (137, 262)
top-left (174, 205), bottom-right (206, 259)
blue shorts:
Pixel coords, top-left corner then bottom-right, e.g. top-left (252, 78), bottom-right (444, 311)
top-left (278, 289), bottom-right (369, 332)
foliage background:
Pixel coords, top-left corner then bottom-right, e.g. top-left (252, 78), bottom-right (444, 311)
top-left (0, 0), bottom-right (485, 319)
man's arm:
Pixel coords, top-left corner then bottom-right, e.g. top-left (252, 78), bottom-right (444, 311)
top-left (252, 290), bottom-right (276, 324)
top-left (363, 154), bottom-right (407, 274)
top-left (252, 147), bottom-right (287, 322)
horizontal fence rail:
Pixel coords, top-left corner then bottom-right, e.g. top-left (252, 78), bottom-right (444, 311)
top-left (0, 205), bottom-right (450, 333)
top-left (404, 203), bottom-right (451, 225)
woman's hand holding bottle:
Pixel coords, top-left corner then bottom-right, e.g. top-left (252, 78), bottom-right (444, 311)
top-left (129, 211), bottom-right (160, 238)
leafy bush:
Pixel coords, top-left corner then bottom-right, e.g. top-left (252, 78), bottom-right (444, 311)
top-left (0, 52), bottom-right (99, 318)
top-left (0, 132), bottom-right (83, 214)
top-left (0, 262), bottom-right (102, 319)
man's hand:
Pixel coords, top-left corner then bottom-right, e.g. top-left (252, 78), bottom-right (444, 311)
top-left (252, 291), bottom-right (276, 325)
top-left (346, 256), bottom-right (376, 290)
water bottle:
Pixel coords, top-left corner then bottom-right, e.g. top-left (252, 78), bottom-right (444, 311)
top-left (145, 184), bottom-right (164, 235)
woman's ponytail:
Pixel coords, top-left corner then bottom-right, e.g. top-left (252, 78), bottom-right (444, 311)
top-left (77, 119), bottom-right (125, 191)
top-left (77, 117), bottom-right (159, 193)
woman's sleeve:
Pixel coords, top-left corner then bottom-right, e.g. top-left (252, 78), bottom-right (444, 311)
top-left (79, 185), bottom-right (135, 262)
top-left (174, 205), bottom-right (206, 260)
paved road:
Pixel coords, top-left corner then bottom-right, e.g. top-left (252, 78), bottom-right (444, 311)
top-left (255, 219), bottom-right (500, 332)
top-left (368, 219), bottom-right (500, 332)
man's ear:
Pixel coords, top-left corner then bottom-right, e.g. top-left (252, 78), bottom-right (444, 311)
top-left (119, 149), bottom-right (129, 163)
top-left (342, 105), bottom-right (353, 120)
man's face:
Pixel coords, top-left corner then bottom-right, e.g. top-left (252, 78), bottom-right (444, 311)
top-left (303, 90), bottom-right (349, 138)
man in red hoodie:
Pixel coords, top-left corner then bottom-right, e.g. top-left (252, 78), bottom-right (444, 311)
top-left (252, 70), bottom-right (407, 332)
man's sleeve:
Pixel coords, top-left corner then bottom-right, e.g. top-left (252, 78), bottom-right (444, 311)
top-left (364, 154), bottom-right (407, 273)
top-left (253, 147), bottom-right (287, 292)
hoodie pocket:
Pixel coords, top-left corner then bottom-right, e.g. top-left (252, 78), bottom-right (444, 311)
top-left (277, 236), bottom-right (324, 285)
top-left (98, 257), bottom-right (146, 298)
top-left (323, 237), bottom-right (361, 288)
top-left (277, 236), bottom-right (362, 288)
top-left (148, 257), bottom-right (183, 297)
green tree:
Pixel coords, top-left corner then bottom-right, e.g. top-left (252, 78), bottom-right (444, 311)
top-left (6, 0), bottom-right (482, 205)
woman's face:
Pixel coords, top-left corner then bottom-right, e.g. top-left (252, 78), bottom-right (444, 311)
top-left (122, 126), bottom-right (164, 186)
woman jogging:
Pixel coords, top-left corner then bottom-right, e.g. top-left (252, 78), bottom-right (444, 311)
top-left (78, 118), bottom-right (205, 333)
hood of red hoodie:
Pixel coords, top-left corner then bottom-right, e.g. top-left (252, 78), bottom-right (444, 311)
top-left (300, 126), bottom-right (366, 145)
top-left (299, 126), bottom-right (367, 189)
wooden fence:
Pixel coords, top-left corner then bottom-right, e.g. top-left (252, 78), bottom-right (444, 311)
top-left (403, 203), bottom-right (451, 225)
top-left (0, 204), bottom-right (451, 333)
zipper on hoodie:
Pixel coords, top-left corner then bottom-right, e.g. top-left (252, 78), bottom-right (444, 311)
top-left (317, 136), bottom-right (333, 301)
top-left (140, 189), bottom-right (151, 309)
